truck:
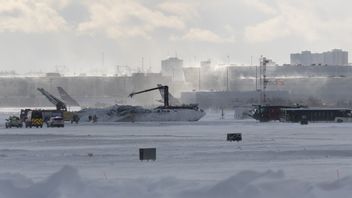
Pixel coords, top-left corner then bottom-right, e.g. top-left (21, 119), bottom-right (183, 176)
top-left (25, 110), bottom-right (44, 128)
top-left (5, 116), bottom-right (23, 128)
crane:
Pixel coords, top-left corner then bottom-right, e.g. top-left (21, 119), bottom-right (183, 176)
top-left (129, 85), bottom-right (169, 107)
top-left (37, 88), bottom-right (67, 111)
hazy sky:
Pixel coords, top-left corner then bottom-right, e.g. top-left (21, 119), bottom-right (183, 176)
top-left (0, 0), bottom-right (351, 74)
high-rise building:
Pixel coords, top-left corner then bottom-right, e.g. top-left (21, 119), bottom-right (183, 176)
top-left (290, 49), bottom-right (348, 66)
top-left (200, 60), bottom-right (211, 69)
top-left (161, 57), bottom-right (184, 81)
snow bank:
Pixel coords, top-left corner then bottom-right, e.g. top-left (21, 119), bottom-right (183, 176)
top-left (180, 170), bottom-right (352, 198)
top-left (1, 167), bottom-right (352, 198)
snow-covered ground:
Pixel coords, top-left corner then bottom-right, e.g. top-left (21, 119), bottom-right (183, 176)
top-left (1, 109), bottom-right (352, 197)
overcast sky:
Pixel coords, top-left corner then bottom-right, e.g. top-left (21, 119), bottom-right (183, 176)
top-left (0, 0), bottom-right (351, 75)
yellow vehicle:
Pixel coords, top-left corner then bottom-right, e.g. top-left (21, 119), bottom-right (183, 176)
top-left (63, 111), bottom-right (74, 121)
top-left (25, 110), bottom-right (43, 128)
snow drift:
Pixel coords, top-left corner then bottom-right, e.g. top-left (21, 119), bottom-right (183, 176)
top-left (1, 166), bottom-right (352, 198)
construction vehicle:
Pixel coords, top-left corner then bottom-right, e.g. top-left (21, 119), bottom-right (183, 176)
top-left (25, 110), bottom-right (43, 128)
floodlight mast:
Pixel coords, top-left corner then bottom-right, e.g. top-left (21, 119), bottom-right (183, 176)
top-left (259, 56), bottom-right (270, 105)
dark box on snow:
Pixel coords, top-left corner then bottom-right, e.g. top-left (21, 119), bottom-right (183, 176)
top-left (300, 120), bottom-right (308, 125)
top-left (139, 148), bottom-right (156, 161)
top-left (227, 133), bottom-right (242, 142)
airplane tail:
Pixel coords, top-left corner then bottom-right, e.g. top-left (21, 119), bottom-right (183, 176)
top-left (57, 87), bottom-right (80, 107)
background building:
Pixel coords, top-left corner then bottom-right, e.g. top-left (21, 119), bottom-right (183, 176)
top-left (161, 57), bottom-right (185, 81)
top-left (290, 49), bottom-right (348, 66)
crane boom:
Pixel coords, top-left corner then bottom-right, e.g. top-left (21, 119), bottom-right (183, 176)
top-left (37, 88), bottom-right (67, 111)
top-left (129, 86), bottom-right (169, 107)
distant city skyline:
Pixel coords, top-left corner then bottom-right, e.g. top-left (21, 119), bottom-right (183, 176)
top-left (291, 49), bottom-right (348, 66)
top-left (0, 0), bottom-right (352, 74)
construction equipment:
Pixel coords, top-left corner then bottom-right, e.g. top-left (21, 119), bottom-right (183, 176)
top-left (129, 85), bottom-right (170, 107)
top-left (37, 88), bottom-right (67, 111)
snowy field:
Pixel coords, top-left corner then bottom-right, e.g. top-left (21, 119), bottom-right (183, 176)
top-left (1, 109), bottom-right (352, 197)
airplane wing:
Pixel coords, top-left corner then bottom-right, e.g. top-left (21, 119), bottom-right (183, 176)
top-left (57, 87), bottom-right (80, 107)
top-left (157, 84), bottom-right (181, 105)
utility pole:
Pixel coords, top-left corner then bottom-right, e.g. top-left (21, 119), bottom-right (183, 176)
top-left (198, 67), bottom-right (201, 91)
top-left (226, 66), bottom-right (229, 91)
top-left (259, 56), bottom-right (262, 105)
top-left (252, 56), bottom-right (258, 91)
top-left (263, 57), bottom-right (269, 104)
top-left (115, 65), bottom-right (119, 76)
top-left (101, 52), bottom-right (104, 75)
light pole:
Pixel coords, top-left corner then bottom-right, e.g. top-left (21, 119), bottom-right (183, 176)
top-left (226, 66), bottom-right (229, 91)
top-left (198, 67), bottom-right (201, 91)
